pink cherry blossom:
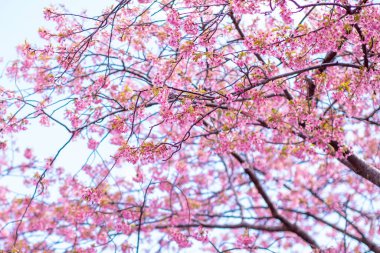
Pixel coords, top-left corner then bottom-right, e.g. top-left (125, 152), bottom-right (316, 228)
top-left (0, 0), bottom-right (379, 252)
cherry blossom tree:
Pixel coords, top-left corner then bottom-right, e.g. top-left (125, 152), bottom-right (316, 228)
top-left (1, 0), bottom-right (380, 252)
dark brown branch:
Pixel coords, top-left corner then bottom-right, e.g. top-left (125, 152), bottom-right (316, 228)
top-left (353, 24), bottom-right (369, 69)
top-left (231, 153), bottom-right (320, 250)
top-left (305, 76), bottom-right (316, 101)
top-left (318, 51), bottom-right (337, 73)
top-left (281, 208), bottom-right (380, 253)
top-left (136, 180), bottom-right (152, 253)
top-left (229, 11), bottom-right (265, 65)
top-left (329, 141), bottom-right (380, 188)
top-left (243, 167), bottom-right (320, 249)
top-left (156, 222), bottom-right (286, 232)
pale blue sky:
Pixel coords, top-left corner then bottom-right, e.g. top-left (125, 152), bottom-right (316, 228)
top-left (0, 1), bottom-right (116, 189)
top-left (0, 0), bottom-right (108, 64)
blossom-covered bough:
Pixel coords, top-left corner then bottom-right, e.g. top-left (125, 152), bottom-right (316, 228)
top-left (0, 0), bottom-right (379, 252)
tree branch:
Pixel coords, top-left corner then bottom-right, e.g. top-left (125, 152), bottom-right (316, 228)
top-left (231, 153), bottom-right (321, 250)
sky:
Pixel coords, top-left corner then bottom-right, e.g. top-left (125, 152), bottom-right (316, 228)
top-left (0, 1), bottom-right (116, 191)
top-left (0, 0), bottom-right (109, 66)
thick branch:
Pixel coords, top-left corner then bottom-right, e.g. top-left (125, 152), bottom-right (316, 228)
top-left (231, 153), bottom-right (320, 249)
top-left (329, 141), bottom-right (380, 188)
top-left (229, 11), bottom-right (265, 65)
top-left (282, 208), bottom-right (380, 253)
top-left (273, 75), bottom-right (380, 188)
top-left (243, 167), bottom-right (320, 249)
